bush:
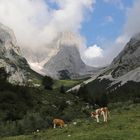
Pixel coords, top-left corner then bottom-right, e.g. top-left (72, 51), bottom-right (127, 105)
top-left (42, 76), bottom-right (54, 90)
top-left (0, 112), bottom-right (53, 136)
top-left (60, 85), bottom-right (65, 93)
top-left (133, 97), bottom-right (140, 103)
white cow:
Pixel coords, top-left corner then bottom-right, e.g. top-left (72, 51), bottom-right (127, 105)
top-left (91, 107), bottom-right (110, 123)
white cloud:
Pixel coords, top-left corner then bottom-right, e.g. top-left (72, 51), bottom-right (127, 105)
top-left (84, 45), bottom-right (103, 59)
top-left (0, 0), bottom-right (95, 62)
top-left (115, 35), bottom-right (128, 44)
top-left (82, 41), bottom-right (123, 67)
top-left (115, 0), bottom-right (140, 46)
top-left (123, 0), bottom-right (140, 38)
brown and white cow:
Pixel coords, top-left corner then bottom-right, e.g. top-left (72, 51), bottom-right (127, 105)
top-left (53, 118), bottom-right (65, 128)
top-left (91, 107), bottom-right (110, 123)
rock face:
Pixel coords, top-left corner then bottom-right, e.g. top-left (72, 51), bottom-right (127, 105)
top-left (97, 33), bottom-right (140, 86)
top-left (109, 33), bottom-right (140, 78)
top-left (43, 32), bottom-right (97, 79)
top-left (0, 23), bottom-right (41, 85)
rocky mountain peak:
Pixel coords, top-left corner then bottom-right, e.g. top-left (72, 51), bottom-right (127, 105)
top-left (43, 31), bottom-right (96, 79)
top-left (109, 33), bottom-right (140, 78)
top-left (56, 31), bottom-right (82, 49)
top-left (0, 23), bottom-right (20, 56)
top-left (0, 23), bottom-right (41, 85)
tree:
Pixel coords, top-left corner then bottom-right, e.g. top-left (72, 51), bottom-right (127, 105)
top-left (42, 76), bottom-right (54, 90)
top-left (60, 85), bottom-right (65, 93)
top-left (100, 93), bottom-right (108, 107)
top-left (77, 83), bottom-right (90, 102)
top-left (0, 67), bottom-right (9, 81)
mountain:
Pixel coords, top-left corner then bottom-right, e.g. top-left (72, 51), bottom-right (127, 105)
top-left (0, 23), bottom-right (42, 85)
top-left (109, 33), bottom-right (140, 77)
top-left (68, 33), bottom-right (140, 104)
top-left (43, 32), bottom-right (98, 79)
top-left (100, 33), bottom-right (140, 84)
top-left (86, 33), bottom-right (140, 86)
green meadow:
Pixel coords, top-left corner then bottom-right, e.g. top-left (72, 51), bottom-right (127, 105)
top-left (1, 102), bottom-right (140, 140)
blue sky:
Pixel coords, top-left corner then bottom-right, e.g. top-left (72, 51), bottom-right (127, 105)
top-left (80, 0), bottom-right (134, 47)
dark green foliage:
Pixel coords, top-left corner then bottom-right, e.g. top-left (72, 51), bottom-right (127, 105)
top-left (42, 76), bottom-right (54, 90)
top-left (77, 78), bottom-right (140, 107)
top-left (108, 81), bottom-right (140, 102)
top-left (77, 79), bottom-right (110, 107)
top-left (0, 67), bottom-right (9, 81)
top-left (0, 79), bottom-right (45, 136)
top-left (58, 70), bottom-right (70, 79)
top-left (97, 92), bottom-right (108, 107)
top-left (0, 80), bottom-right (41, 122)
top-left (60, 85), bottom-right (65, 93)
top-left (77, 84), bottom-right (89, 101)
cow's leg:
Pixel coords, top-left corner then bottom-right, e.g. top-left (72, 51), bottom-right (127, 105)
top-left (105, 112), bottom-right (108, 122)
top-left (54, 124), bottom-right (56, 129)
top-left (102, 111), bottom-right (106, 122)
top-left (95, 115), bottom-right (99, 123)
top-left (60, 124), bottom-right (63, 128)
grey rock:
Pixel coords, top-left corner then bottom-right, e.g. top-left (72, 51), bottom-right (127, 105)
top-left (0, 23), bottom-right (41, 85)
top-left (43, 32), bottom-right (97, 79)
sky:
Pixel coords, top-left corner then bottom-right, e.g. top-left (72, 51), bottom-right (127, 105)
top-left (0, 0), bottom-right (139, 68)
top-left (81, 0), bottom-right (133, 46)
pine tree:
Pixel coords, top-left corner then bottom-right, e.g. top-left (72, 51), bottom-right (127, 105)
top-left (42, 76), bottom-right (54, 90)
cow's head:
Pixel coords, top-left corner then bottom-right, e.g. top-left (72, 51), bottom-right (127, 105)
top-left (91, 112), bottom-right (96, 118)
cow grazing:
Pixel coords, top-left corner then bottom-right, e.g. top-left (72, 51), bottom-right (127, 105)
top-left (91, 107), bottom-right (110, 123)
top-left (53, 119), bottom-right (65, 128)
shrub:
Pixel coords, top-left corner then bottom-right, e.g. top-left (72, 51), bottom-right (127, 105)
top-left (42, 76), bottom-right (54, 90)
top-left (60, 85), bottom-right (65, 93)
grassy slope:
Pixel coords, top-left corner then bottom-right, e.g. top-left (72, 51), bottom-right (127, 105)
top-left (53, 79), bottom-right (85, 90)
top-left (27, 69), bottom-right (43, 85)
top-left (53, 76), bottom-right (91, 89)
top-left (1, 102), bottom-right (140, 140)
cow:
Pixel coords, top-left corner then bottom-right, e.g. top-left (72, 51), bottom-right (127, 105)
top-left (91, 107), bottom-right (110, 123)
top-left (53, 118), bottom-right (65, 128)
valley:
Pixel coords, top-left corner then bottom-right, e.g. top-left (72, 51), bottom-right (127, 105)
top-left (0, 4), bottom-right (140, 139)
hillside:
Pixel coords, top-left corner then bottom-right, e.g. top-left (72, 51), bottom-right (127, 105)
top-left (0, 78), bottom-right (88, 137)
top-left (1, 102), bottom-right (140, 140)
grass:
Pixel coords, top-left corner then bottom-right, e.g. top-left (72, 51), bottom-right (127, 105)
top-left (1, 102), bottom-right (140, 140)
top-left (53, 79), bottom-right (84, 90)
